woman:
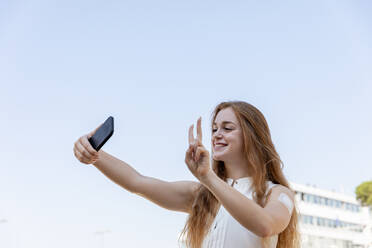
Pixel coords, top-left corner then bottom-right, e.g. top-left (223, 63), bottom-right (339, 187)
top-left (73, 101), bottom-right (300, 248)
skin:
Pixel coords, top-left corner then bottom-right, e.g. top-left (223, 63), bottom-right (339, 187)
top-left (73, 109), bottom-right (294, 238)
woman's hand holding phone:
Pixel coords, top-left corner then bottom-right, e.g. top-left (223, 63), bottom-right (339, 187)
top-left (73, 125), bottom-right (101, 165)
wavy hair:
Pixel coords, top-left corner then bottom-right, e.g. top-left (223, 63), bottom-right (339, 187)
top-left (179, 101), bottom-right (301, 248)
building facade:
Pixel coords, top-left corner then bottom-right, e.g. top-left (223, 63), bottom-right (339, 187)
top-left (292, 182), bottom-right (372, 248)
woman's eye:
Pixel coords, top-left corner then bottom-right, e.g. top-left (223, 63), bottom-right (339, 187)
top-left (213, 127), bottom-right (232, 132)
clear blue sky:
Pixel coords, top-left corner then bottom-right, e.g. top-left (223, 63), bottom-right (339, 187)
top-left (0, 0), bottom-right (371, 247)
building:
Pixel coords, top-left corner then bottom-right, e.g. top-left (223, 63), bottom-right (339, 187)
top-left (292, 182), bottom-right (372, 248)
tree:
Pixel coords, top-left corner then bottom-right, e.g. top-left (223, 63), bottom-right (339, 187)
top-left (355, 181), bottom-right (372, 207)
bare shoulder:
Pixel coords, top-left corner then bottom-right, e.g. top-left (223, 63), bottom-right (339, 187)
top-left (269, 184), bottom-right (295, 200)
top-left (264, 184), bottom-right (296, 235)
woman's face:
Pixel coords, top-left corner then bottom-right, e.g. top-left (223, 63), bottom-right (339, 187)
top-left (211, 107), bottom-right (244, 162)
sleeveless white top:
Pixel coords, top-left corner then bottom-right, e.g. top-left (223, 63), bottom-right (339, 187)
top-left (201, 177), bottom-right (279, 248)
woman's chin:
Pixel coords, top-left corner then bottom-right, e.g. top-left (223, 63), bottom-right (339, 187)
top-left (212, 153), bottom-right (225, 161)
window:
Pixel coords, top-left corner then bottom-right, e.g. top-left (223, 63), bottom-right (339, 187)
top-left (309, 216), bottom-right (313, 225)
top-left (333, 219), bottom-right (338, 228)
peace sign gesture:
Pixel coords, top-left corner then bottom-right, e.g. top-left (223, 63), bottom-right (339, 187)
top-left (185, 117), bottom-right (212, 182)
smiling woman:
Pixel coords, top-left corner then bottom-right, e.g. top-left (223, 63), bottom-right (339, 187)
top-left (180, 101), bottom-right (301, 248)
top-left (73, 100), bottom-right (300, 248)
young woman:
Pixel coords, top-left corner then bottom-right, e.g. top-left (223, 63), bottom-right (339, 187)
top-left (73, 101), bottom-right (301, 248)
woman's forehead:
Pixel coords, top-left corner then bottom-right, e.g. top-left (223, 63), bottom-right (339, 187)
top-left (214, 107), bottom-right (238, 124)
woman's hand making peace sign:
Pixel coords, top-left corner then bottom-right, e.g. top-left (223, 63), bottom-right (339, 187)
top-left (185, 117), bottom-right (212, 182)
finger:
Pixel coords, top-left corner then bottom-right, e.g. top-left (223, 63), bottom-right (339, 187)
top-left (75, 141), bottom-right (95, 160)
top-left (197, 146), bottom-right (209, 161)
top-left (196, 117), bottom-right (202, 145)
top-left (188, 124), bottom-right (195, 145)
top-left (195, 146), bottom-right (202, 162)
top-left (81, 135), bottom-right (99, 156)
top-left (185, 145), bottom-right (192, 160)
top-left (185, 145), bottom-right (194, 165)
top-left (190, 143), bottom-right (197, 159)
top-left (192, 141), bottom-right (198, 160)
top-left (195, 146), bottom-right (207, 161)
top-left (74, 148), bottom-right (91, 164)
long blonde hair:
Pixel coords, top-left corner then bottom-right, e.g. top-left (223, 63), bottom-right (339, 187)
top-left (179, 101), bottom-right (301, 248)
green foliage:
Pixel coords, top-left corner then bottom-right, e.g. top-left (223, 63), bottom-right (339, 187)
top-left (355, 181), bottom-right (372, 207)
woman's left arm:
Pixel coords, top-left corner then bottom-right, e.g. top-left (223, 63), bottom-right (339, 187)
top-left (201, 172), bottom-right (295, 238)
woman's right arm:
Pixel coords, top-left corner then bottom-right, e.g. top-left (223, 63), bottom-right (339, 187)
top-left (73, 131), bottom-right (200, 214)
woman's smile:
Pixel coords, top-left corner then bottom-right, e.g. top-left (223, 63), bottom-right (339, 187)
top-left (213, 142), bottom-right (228, 151)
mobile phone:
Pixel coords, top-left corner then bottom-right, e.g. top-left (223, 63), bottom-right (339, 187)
top-left (88, 116), bottom-right (114, 151)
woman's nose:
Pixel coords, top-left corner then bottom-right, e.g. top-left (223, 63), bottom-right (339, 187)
top-left (213, 129), bottom-right (223, 138)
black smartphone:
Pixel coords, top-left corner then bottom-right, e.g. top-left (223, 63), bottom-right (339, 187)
top-left (88, 116), bottom-right (114, 151)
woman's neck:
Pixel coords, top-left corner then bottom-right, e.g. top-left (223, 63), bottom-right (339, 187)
top-left (224, 158), bottom-right (253, 180)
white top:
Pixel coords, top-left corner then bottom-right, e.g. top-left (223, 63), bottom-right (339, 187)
top-left (201, 177), bottom-right (279, 248)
